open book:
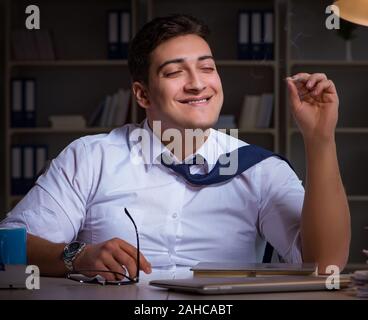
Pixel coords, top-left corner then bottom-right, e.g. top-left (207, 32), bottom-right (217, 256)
top-left (190, 262), bottom-right (317, 277)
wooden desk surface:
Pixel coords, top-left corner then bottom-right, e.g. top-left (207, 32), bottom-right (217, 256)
top-left (0, 276), bottom-right (364, 300)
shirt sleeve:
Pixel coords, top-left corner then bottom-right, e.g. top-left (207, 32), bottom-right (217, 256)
top-left (257, 156), bottom-right (305, 263)
top-left (0, 138), bottom-right (91, 243)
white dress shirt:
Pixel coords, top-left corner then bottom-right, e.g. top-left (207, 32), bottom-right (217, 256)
top-left (1, 119), bottom-right (304, 276)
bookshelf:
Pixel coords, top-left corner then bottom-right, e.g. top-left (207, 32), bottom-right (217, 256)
top-left (4, 0), bottom-right (139, 210)
top-left (3, 0), bottom-right (282, 212)
top-left (2, 0), bottom-right (367, 263)
top-left (286, 0), bottom-right (368, 262)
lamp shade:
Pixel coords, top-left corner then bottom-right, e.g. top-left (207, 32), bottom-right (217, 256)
top-left (333, 0), bottom-right (368, 26)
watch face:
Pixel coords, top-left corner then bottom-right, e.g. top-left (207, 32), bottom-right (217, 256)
top-left (69, 242), bottom-right (81, 253)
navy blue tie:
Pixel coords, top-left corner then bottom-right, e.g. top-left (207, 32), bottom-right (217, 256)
top-left (161, 144), bottom-right (295, 263)
top-left (161, 144), bottom-right (294, 186)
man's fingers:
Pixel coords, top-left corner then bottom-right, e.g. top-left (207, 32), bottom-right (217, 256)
top-left (290, 72), bottom-right (311, 83)
top-left (290, 73), bottom-right (327, 89)
top-left (106, 251), bottom-right (138, 280)
top-left (305, 73), bottom-right (328, 90)
top-left (288, 73), bottom-right (336, 100)
top-left (312, 79), bottom-right (334, 96)
top-left (286, 78), bottom-right (301, 110)
top-left (111, 249), bottom-right (140, 279)
top-left (116, 239), bottom-right (152, 273)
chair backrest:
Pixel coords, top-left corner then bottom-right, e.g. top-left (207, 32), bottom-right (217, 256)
top-left (262, 242), bottom-right (274, 263)
top-left (255, 234), bottom-right (277, 263)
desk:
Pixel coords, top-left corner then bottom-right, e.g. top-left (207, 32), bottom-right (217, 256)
top-left (0, 276), bottom-right (364, 300)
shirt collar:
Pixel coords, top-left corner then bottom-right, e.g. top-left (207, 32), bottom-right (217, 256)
top-left (138, 119), bottom-right (221, 171)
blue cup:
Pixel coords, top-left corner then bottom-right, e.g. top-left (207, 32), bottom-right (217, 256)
top-left (0, 227), bottom-right (27, 265)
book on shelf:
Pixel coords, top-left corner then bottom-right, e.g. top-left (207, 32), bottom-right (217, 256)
top-left (34, 29), bottom-right (56, 60)
top-left (11, 29), bottom-right (55, 61)
top-left (107, 10), bottom-right (130, 59)
top-left (11, 78), bottom-right (36, 127)
top-left (11, 145), bottom-right (48, 195)
top-left (238, 93), bottom-right (274, 130)
top-left (256, 93), bottom-right (274, 128)
top-left (190, 262), bottom-right (317, 278)
top-left (88, 88), bottom-right (131, 127)
top-left (238, 10), bottom-right (274, 60)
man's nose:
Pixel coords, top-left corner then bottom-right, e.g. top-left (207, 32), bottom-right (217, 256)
top-left (184, 72), bottom-right (206, 92)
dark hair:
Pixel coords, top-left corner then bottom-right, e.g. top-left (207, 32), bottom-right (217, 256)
top-left (128, 14), bottom-right (210, 84)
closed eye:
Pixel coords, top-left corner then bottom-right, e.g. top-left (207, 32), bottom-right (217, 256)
top-left (165, 70), bottom-right (183, 77)
top-left (201, 67), bottom-right (215, 73)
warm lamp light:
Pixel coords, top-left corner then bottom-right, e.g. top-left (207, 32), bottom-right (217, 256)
top-left (334, 0), bottom-right (368, 26)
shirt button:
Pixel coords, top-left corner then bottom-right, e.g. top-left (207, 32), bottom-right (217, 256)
top-left (172, 213), bottom-right (178, 219)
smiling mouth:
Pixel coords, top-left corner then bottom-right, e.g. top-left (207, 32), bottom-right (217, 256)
top-left (178, 96), bottom-right (212, 105)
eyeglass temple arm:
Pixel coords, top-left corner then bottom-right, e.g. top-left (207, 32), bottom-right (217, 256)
top-left (124, 208), bottom-right (140, 281)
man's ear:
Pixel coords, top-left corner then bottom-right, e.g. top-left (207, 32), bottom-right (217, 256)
top-left (132, 81), bottom-right (150, 109)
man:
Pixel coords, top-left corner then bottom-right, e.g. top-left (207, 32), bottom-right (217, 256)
top-left (0, 15), bottom-right (350, 281)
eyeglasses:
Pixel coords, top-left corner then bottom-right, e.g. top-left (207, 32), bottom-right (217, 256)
top-left (67, 208), bottom-right (140, 285)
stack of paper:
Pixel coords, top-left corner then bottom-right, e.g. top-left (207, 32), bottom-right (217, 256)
top-left (351, 270), bottom-right (368, 298)
top-left (350, 248), bottom-right (368, 298)
top-left (190, 262), bottom-right (317, 277)
top-left (49, 115), bottom-right (86, 129)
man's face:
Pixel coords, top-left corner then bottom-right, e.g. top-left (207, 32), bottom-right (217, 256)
top-left (145, 34), bottom-right (224, 132)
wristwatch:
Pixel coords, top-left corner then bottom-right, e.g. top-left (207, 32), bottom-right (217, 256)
top-left (63, 241), bottom-right (86, 271)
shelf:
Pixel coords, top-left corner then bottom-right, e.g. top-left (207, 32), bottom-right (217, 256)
top-left (238, 128), bottom-right (275, 134)
top-left (289, 128), bottom-right (368, 134)
top-left (290, 60), bottom-right (368, 67)
top-left (348, 196), bottom-right (368, 202)
top-left (10, 127), bottom-right (115, 135)
top-left (216, 60), bottom-right (275, 67)
top-left (9, 60), bottom-right (129, 67)
top-left (9, 60), bottom-right (275, 68)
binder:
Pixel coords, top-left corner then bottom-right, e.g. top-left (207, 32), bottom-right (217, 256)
top-left (10, 79), bottom-right (36, 127)
top-left (23, 146), bottom-right (34, 194)
top-left (11, 145), bottom-right (49, 195)
top-left (11, 80), bottom-right (23, 127)
top-left (107, 11), bottom-right (120, 59)
top-left (120, 11), bottom-right (130, 59)
top-left (238, 11), bottom-right (251, 59)
top-left (238, 9), bottom-right (274, 61)
top-left (107, 10), bottom-right (131, 59)
top-left (11, 145), bottom-right (22, 195)
top-left (251, 11), bottom-right (263, 60)
top-left (263, 11), bottom-right (274, 60)
top-left (24, 79), bottom-right (36, 127)
top-left (35, 145), bottom-right (48, 177)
